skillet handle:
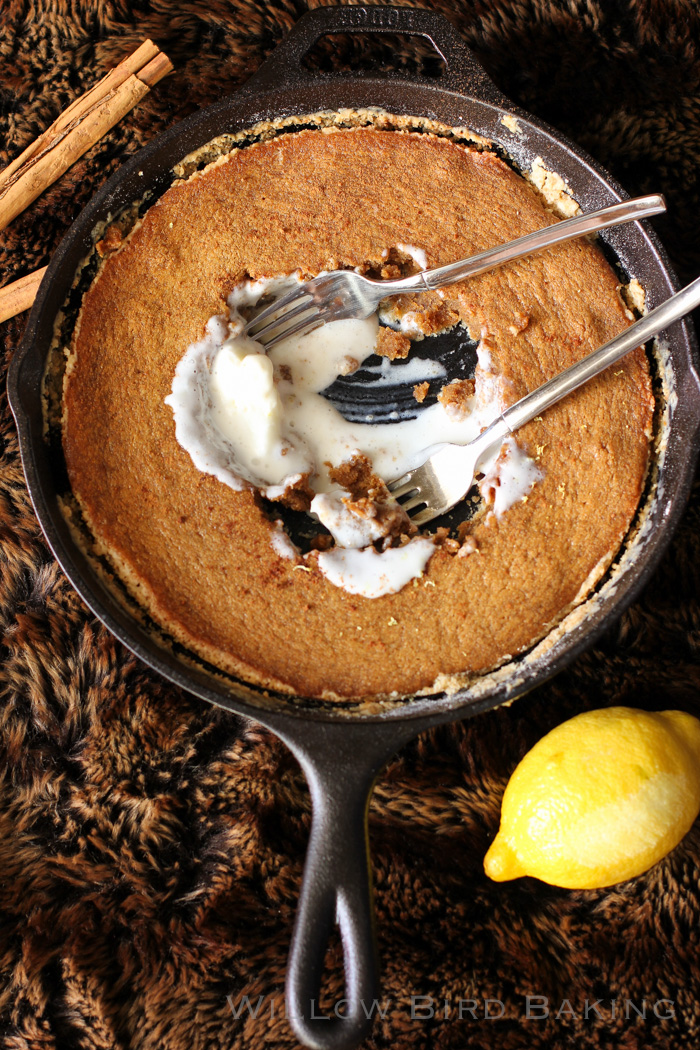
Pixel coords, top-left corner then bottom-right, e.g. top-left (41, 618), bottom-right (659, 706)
top-left (277, 717), bottom-right (421, 1050)
top-left (239, 5), bottom-right (509, 106)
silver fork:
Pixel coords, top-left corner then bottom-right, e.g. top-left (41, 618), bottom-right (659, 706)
top-left (388, 272), bottom-right (700, 526)
top-left (244, 194), bottom-right (665, 349)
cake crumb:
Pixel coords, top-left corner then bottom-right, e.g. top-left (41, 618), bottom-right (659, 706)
top-left (508, 311), bottom-right (530, 335)
top-left (96, 224), bottom-right (123, 258)
top-left (309, 534), bottom-right (333, 551)
top-left (438, 378), bottom-right (476, 420)
top-left (387, 617), bottom-right (398, 626)
top-left (501, 114), bottom-right (522, 135)
top-left (380, 290), bottom-right (459, 336)
top-left (380, 262), bottom-right (403, 280)
top-left (329, 452), bottom-right (417, 541)
top-left (433, 527), bottom-right (461, 554)
top-left (330, 453), bottom-right (387, 502)
top-left (413, 381), bottom-right (429, 403)
top-left (275, 473), bottom-right (315, 512)
top-left (338, 356), bottom-right (360, 375)
top-left (376, 327), bottom-right (411, 360)
top-left (622, 278), bottom-right (646, 315)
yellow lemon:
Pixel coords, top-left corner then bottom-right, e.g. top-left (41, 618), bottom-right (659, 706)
top-left (484, 706), bottom-right (700, 889)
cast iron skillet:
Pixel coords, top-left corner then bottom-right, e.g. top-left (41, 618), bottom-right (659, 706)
top-left (8, 7), bottom-right (700, 1050)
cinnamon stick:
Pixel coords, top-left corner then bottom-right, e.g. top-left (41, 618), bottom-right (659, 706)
top-left (0, 267), bottom-right (47, 324)
top-left (0, 40), bottom-right (173, 234)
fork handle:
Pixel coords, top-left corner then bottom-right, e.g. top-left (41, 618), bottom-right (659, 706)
top-left (497, 273), bottom-right (700, 436)
top-left (397, 194), bottom-right (665, 294)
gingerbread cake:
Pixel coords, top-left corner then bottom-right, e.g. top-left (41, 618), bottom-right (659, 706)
top-left (59, 121), bottom-right (654, 701)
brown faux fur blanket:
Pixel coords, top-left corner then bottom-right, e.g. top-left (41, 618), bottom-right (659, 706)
top-left (2, 2), bottom-right (700, 1048)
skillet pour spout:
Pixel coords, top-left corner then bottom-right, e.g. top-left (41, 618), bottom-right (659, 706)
top-left (8, 6), bottom-right (700, 1050)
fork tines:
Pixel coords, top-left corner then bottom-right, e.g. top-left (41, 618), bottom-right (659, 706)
top-left (388, 475), bottom-right (429, 518)
top-left (248, 298), bottom-right (319, 348)
top-left (245, 290), bottom-right (320, 349)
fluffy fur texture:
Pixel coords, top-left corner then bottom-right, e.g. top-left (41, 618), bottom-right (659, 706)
top-left (2, 2), bottom-right (700, 1047)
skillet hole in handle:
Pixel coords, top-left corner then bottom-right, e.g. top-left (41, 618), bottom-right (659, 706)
top-left (239, 4), bottom-right (509, 106)
top-left (300, 29), bottom-right (448, 81)
top-left (284, 754), bottom-right (379, 1050)
top-left (287, 867), bottom-right (377, 1050)
top-left (280, 717), bottom-right (421, 1050)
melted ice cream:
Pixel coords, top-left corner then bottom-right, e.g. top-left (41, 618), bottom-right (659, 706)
top-left (310, 491), bottom-right (389, 549)
top-left (165, 273), bottom-right (544, 599)
top-left (480, 437), bottom-right (543, 518)
top-left (316, 538), bottom-right (435, 598)
top-left (167, 277), bottom-right (509, 496)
